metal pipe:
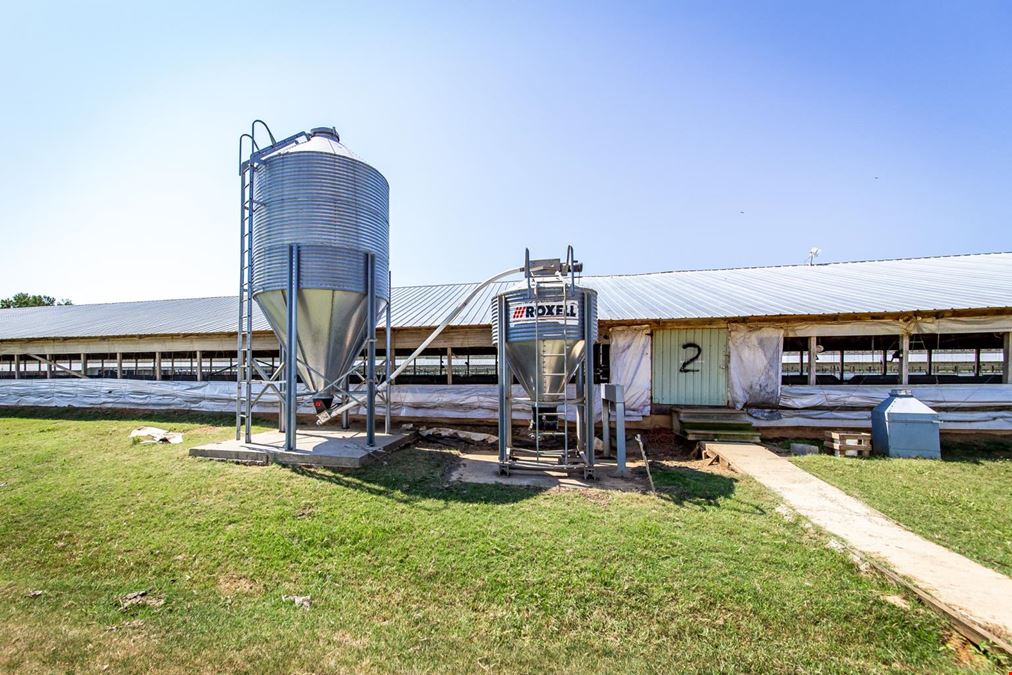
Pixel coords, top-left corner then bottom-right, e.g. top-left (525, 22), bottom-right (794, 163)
top-left (582, 291), bottom-right (595, 475)
top-left (496, 293), bottom-right (510, 469)
top-left (365, 253), bottom-right (377, 447)
top-left (285, 244), bottom-right (300, 451)
top-left (601, 386), bottom-right (610, 458)
top-left (340, 376), bottom-right (350, 429)
top-left (277, 339), bottom-right (286, 433)
top-left (385, 270), bottom-right (392, 435)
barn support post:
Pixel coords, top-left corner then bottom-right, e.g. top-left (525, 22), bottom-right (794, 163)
top-left (116, 352), bottom-right (123, 379)
top-left (13, 354), bottom-right (19, 380)
top-left (1003, 332), bottom-right (1012, 385)
top-left (196, 350), bottom-right (203, 382)
top-left (155, 352), bottom-right (162, 381)
top-left (807, 336), bottom-right (817, 385)
top-left (446, 348), bottom-right (453, 385)
top-left (900, 333), bottom-right (910, 385)
top-left (80, 352), bottom-right (88, 378)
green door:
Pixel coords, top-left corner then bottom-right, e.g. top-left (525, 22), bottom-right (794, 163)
top-left (652, 328), bottom-right (728, 406)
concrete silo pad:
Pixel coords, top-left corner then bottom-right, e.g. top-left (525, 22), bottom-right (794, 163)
top-left (189, 429), bottom-right (415, 468)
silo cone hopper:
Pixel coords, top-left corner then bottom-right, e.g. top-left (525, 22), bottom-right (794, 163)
top-left (254, 288), bottom-right (385, 405)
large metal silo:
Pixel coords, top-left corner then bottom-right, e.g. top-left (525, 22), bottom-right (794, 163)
top-left (252, 127), bottom-right (389, 393)
top-left (236, 123), bottom-right (390, 449)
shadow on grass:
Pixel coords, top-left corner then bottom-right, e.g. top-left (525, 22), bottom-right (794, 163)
top-left (285, 447), bottom-right (543, 508)
top-left (941, 438), bottom-right (1012, 464)
top-left (646, 465), bottom-right (758, 512)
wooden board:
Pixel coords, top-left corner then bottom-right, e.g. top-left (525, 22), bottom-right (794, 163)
top-left (825, 430), bottom-right (871, 445)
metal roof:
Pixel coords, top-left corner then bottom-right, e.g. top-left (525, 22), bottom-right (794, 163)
top-left (2, 252), bottom-right (1010, 340)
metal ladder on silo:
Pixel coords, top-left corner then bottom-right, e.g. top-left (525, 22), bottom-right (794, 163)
top-left (524, 277), bottom-right (575, 468)
top-left (235, 154), bottom-right (256, 443)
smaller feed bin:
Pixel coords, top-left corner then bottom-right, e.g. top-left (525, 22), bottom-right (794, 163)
top-left (871, 389), bottom-right (941, 459)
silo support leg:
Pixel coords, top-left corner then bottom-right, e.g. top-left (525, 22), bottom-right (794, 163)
top-left (365, 253), bottom-right (377, 448)
top-left (284, 244), bottom-right (300, 452)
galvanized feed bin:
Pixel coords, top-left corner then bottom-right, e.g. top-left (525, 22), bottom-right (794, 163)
top-left (871, 389), bottom-right (940, 459)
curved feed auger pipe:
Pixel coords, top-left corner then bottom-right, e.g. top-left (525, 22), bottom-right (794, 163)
top-left (316, 265), bottom-right (524, 425)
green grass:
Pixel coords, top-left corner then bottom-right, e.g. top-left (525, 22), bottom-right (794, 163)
top-left (791, 440), bottom-right (1012, 579)
top-left (0, 410), bottom-right (998, 673)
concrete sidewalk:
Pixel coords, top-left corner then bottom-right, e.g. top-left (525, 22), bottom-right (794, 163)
top-left (703, 443), bottom-right (1012, 644)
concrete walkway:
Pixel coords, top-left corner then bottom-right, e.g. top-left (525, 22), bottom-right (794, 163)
top-left (703, 443), bottom-right (1012, 644)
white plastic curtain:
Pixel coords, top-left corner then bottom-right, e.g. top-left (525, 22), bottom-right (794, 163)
top-left (608, 326), bottom-right (652, 417)
top-left (0, 379), bottom-right (621, 421)
top-left (727, 326), bottom-right (783, 409)
top-left (780, 384), bottom-right (1012, 409)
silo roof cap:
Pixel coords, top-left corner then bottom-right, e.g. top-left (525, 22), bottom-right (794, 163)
top-left (262, 128), bottom-right (363, 161)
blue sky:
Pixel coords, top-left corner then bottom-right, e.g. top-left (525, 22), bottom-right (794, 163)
top-left (1, 1), bottom-right (1009, 303)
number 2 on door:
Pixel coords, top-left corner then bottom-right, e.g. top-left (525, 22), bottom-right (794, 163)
top-left (679, 342), bottom-right (702, 373)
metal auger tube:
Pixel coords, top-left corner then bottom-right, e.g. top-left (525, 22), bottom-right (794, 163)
top-left (315, 265), bottom-right (524, 425)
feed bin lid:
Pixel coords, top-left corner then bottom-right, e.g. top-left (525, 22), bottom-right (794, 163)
top-left (873, 389), bottom-right (939, 419)
top-left (262, 127), bottom-right (364, 162)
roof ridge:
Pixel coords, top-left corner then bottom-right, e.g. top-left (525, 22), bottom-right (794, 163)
top-left (0, 295), bottom-right (237, 311)
top-left (3, 251), bottom-right (1007, 311)
top-left (578, 250), bottom-right (1012, 280)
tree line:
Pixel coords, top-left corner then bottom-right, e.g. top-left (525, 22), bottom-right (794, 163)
top-left (0, 293), bottom-right (73, 308)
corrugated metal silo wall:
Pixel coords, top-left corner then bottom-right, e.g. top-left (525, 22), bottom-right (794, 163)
top-left (652, 328), bottom-right (729, 406)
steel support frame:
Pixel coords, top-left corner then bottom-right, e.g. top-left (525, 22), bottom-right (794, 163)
top-left (384, 269), bottom-right (393, 434)
top-left (284, 244), bottom-right (300, 451)
top-left (601, 383), bottom-right (627, 476)
top-left (496, 294), bottom-right (512, 471)
top-left (580, 290), bottom-right (595, 477)
top-left (365, 252), bottom-right (377, 447)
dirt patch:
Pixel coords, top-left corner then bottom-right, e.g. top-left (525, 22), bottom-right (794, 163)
top-left (328, 629), bottom-right (369, 649)
top-left (547, 486), bottom-right (613, 506)
top-left (945, 630), bottom-right (989, 669)
top-left (881, 594), bottom-right (910, 610)
top-left (217, 574), bottom-right (262, 597)
top-left (119, 590), bottom-right (165, 610)
top-left (0, 618), bottom-right (157, 673)
top-left (638, 428), bottom-right (696, 460)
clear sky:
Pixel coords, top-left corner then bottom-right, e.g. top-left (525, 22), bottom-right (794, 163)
top-left (1, 1), bottom-right (1010, 304)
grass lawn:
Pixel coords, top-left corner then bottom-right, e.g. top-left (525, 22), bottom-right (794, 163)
top-left (0, 410), bottom-right (999, 673)
top-left (791, 439), bottom-right (1012, 578)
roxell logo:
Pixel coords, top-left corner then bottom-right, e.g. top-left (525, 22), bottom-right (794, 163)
top-left (509, 301), bottom-right (579, 324)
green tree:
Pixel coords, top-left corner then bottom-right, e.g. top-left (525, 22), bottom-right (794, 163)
top-left (0, 293), bottom-right (73, 309)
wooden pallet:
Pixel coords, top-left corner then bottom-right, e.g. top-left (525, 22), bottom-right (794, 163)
top-left (824, 431), bottom-right (872, 457)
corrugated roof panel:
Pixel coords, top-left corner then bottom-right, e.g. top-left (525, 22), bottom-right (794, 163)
top-left (1, 252), bottom-right (1010, 340)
